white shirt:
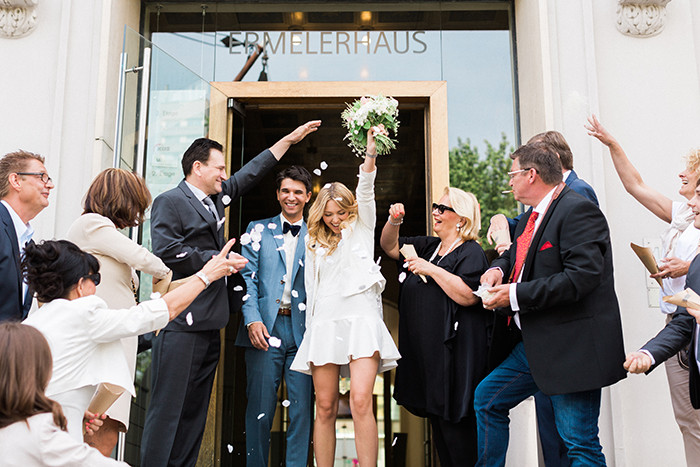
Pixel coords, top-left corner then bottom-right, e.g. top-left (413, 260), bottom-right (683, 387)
top-left (660, 202), bottom-right (700, 314)
top-left (279, 214), bottom-right (302, 308)
top-left (1, 199), bottom-right (33, 300)
top-left (509, 186), bottom-right (558, 328)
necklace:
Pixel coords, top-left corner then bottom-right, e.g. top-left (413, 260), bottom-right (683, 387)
top-left (428, 237), bottom-right (461, 265)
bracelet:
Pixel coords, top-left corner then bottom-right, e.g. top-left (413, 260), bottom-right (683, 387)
top-left (388, 216), bottom-right (403, 226)
top-left (195, 271), bottom-right (211, 288)
top-left (365, 152), bottom-right (377, 159)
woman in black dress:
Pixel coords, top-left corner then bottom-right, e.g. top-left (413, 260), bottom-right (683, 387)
top-left (380, 187), bottom-right (490, 466)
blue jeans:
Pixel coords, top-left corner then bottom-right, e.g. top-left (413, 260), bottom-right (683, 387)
top-left (474, 342), bottom-right (606, 467)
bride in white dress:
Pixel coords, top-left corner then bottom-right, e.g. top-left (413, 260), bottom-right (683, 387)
top-left (291, 125), bottom-right (400, 466)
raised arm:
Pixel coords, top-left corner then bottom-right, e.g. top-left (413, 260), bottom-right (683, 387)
top-left (586, 114), bottom-right (672, 223)
top-left (269, 120), bottom-right (322, 160)
top-left (380, 203), bottom-right (405, 260)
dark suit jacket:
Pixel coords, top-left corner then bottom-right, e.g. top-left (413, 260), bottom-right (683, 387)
top-left (508, 170), bottom-right (598, 237)
top-left (0, 203), bottom-right (30, 322)
top-left (492, 186), bottom-right (627, 395)
top-left (643, 256), bottom-right (700, 408)
top-left (150, 149), bottom-right (278, 332)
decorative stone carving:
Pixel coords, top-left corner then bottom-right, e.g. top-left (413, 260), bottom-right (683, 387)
top-left (0, 0), bottom-right (38, 39)
top-left (617, 0), bottom-right (672, 37)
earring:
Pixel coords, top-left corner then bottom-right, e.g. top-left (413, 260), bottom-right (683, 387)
top-left (456, 223), bottom-right (461, 231)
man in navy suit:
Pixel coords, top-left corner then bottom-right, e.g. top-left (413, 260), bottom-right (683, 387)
top-left (486, 131), bottom-right (598, 467)
top-left (142, 121), bottom-right (320, 467)
top-left (235, 166), bottom-right (313, 466)
top-left (0, 150), bottom-right (54, 322)
top-left (478, 142), bottom-right (626, 466)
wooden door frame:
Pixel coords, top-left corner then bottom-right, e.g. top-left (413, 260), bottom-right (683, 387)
top-left (203, 80), bottom-right (448, 466)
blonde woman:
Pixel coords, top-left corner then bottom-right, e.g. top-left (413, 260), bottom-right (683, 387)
top-left (380, 187), bottom-right (489, 466)
top-left (291, 126), bottom-right (400, 466)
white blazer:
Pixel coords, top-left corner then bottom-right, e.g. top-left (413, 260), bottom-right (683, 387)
top-left (24, 295), bottom-right (169, 398)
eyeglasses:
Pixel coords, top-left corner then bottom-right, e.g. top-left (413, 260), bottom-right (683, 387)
top-left (16, 172), bottom-right (52, 184)
top-left (83, 273), bottom-right (101, 286)
top-left (507, 168), bottom-right (537, 179)
top-left (432, 203), bottom-right (456, 214)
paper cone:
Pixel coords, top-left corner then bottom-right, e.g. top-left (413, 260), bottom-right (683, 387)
top-left (399, 244), bottom-right (427, 283)
top-left (630, 243), bottom-right (663, 288)
top-left (83, 383), bottom-right (126, 434)
top-left (663, 288), bottom-right (700, 311)
top-left (491, 229), bottom-right (511, 246)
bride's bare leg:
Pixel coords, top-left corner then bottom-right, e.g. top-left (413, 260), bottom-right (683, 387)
top-left (312, 363), bottom-right (341, 467)
top-left (349, 352), bottom-right (380, 466)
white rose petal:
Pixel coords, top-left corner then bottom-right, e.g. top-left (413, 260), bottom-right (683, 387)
top-left (150, 292), bottom-right (161, 300)
top-left (227, 444), bottom-right (234, 453)
top-left (274, 234), bottom-right (284, 239)
top-left (334, 197), bottom-right (343, 201)
top-left (186, 312), bottom-right (194, 326)
top-left (376, 256), bottom-right (382, 265)
top-left (255, 223), bottom-right (265, 232)
top-left (398, 272), bottom-right (407, 283)
top-left (313, 169), bottom-right (322, 176)
top-left (257, 413), bottom-right (265, 420)
top-left (276, 246), bottom-right (285, 251)
top-left (403, 262), bottom-right (409, 269)
top-left (268, 223), bottom-right (277, 229)
top-left (298, 303), bottom-right (307, 311)
top-left (282, 399), bottom-right (291, 408)
top-left (323, 183), bottom-right (332, 189)
top-left (240, 233), bottom-right (251, 245)
top-left (233, 285), bottom-right (243, 292)
top-left (320, 161), bottom-right (328, 170)
top-left (282, 274), bottom-right (287, 282)
top-left (251, 271), bottom-right (256, 279)
top-left (176, 251), bottom-right (188, 258)
top-left (454, 321), bottom-right (459, 331)
top-left (291, 290), bottom-right (299, 298)
top-left (222, 195), bottom-right (232, 206)
top-left (268, 336), bottom-right (282, 348)
top-left (392, 437), bottom-right (398, 447)
top-left (251, 231), bottom-right (262, 243)
top-left (298, 259), bottom-right (304, 267)
top-left (369, 264), bottom-right (381, 274)
top-left (252, 242), bottom-right (261, 252)
top-left (242, 294), bottom-right (250, 301)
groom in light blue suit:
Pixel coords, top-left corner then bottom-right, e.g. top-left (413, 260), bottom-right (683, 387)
top-left (235, 166), bottom-right (313, 466)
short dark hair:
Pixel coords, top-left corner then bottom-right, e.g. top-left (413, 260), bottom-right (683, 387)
top-left (276, 166), bottom-right (312, 193)
top-left (511, 143), bottom-right (563, 186)
top-left (527, 131), bottom-right (574, 170)
top-left (0, 150), bottom-right (45, 199)
top-left (22, 240), bottom-right (100, 302)
top-left (83, 169), bottom-right (152, 228)
top-left (181, 138), bottom-right (224, 177)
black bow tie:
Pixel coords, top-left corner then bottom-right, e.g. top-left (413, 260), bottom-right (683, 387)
top-left (283, 222), bottom-right (301, 237)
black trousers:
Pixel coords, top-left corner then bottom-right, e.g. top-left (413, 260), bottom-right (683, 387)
top-left (429, 412), bottom-right (478, 467)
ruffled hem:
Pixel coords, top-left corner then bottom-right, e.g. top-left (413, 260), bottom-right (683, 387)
top-left (290, 316), bottom-right (400, 377)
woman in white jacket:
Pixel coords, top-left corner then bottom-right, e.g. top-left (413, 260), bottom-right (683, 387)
top-left (291, 125), bottom-right (400, 467)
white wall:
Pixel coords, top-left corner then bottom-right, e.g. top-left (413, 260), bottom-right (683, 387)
top-left (0, 0), bottom-right (140, 241)
top-left (516, 0), bottom-right (700, 465)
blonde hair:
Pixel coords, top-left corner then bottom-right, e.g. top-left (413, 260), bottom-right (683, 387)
top-left (444, 186), bottom-right (480, 241)
top-left (685, 148), bottom-right (700, 174)
top-left (307, 182), bottom-right (358, 255)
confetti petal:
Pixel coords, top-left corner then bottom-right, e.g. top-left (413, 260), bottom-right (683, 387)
top-left (298, 303), bottom-right (307, 311)
top-left (291, 290), bottom-right (299, 298)
top-left (255, 223), bottom-right (265, 232)
top-left (252, 242), bottom-right (261, 252)
top-left (227, 444), bottom-right (234, 453)
top-left (323, 183), bottom-right (332, 189)
top-left (274, 234), bottom-right (284, 239)
top-left (233, 285), bottom-right (243, 291)
top-left (298, 259), bottom-right (304, 267)
top-left (320, 161), bottom-right (328, 170)
top-left (282, 399), bottom-right (291, 408)
top-left (186, 312), bottom-right (193, 326)
top-left (398, 272), bottom-right (407, 283)
top-left (454, 321), bottom-right (459, 331)
top-left (276, 246), bottom-right (285, 251)
top-left (313, 169), bottom-right (322, 176)
top-left (251, 231), bottom-right (262, 243)
top-left (242, 294), bottom-right (250, 301)
top-left (268, 222), bottom-right (277, 229)
top-left (222, 195), bottom-right (232, 206)
top-left (150, 292), bottom-right (161, 300)
top-left (268, 336), bottom-right (282, 348)
top-left (376, 256), bottom-right (382, 265)
top-left (240, 233), bottom-right (251, 245)
top-left (392, 437), bottom-right (398, 447)
top-left (334, 197), bottom-right (343, 201)
top-left (257, 413), bottom-right (265, 420)
top-left (176, 252), bottom-right (188, 258)
top-left (403, 262), bottom-right (409, 269)
top-left (251, 271), bottom-right (256, 279)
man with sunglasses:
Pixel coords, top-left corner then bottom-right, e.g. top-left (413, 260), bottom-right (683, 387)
top-left (0, 150), bottom-right (54, 322)
top-left (476, 143), bottom-right (626, 466)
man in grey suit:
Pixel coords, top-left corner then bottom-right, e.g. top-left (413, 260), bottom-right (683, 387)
top-left (141, 120), bottom-right (320, 467)
top-left (235, 166), bottom-right (313, 466)
top-left (0, 150), bottom-right (54, 322)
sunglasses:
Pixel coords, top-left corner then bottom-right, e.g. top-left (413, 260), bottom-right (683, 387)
top-left (432, 203), bottom-right (456, 214)
top-left (83, 273), bottom-right (101, 286)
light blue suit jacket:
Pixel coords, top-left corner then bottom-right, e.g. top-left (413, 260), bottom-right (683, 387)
top-left (235, 215), bottom-right (308, 348)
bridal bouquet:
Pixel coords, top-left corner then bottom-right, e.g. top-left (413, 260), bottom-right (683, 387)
top-left (341, 95), bottom-right (399, 157)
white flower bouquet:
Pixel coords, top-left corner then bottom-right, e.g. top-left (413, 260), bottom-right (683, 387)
top-left (341, 95), bottom-right (399, 157)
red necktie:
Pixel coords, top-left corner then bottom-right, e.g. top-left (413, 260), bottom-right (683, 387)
top-left (512, 211), bottom-right (539, 283)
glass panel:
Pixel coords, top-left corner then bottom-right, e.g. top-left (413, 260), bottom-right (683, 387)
top-left (117, 26), bottom-right (229, 466)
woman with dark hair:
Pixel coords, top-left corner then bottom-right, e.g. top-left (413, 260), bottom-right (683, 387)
top-left (22, 238), bottom-right (242, 441)
top-left (65, 168), bottom-right (171, 453)
top-left (0, 322), bottom-right (126, 466)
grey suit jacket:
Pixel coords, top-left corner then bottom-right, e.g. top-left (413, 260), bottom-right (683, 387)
top-left (150, 148), bottom-right (278, 331)
top-left (0, 203), bottom-right (29, 322)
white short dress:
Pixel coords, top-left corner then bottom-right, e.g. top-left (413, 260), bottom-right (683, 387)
top-left (291, 167), bottom-right (400, 378)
